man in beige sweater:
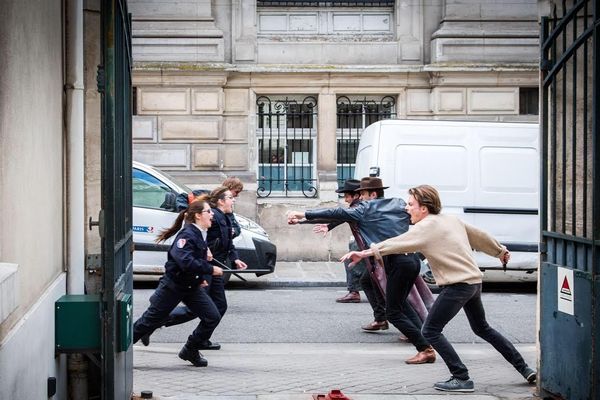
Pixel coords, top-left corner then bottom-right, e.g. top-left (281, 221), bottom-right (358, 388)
top-left (341, 184), bottom-right (536, 393)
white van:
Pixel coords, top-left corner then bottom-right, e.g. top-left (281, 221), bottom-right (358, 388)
top-left (354, 120), bottom-right (539, 282)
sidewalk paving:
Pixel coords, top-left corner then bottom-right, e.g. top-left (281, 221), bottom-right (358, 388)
top-left (134, 261), bottom-right (539, 400)
top-left (133, 343), bottom-right (537, 400)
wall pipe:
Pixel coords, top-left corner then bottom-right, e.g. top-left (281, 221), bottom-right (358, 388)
top-left (65, 1), bottom-right (87, 399)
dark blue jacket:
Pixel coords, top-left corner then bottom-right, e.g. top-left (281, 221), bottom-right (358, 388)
top-left (176, 190), bottom-right (241, 239)
top-left (227, 213), bottom-right (242, 239)
top-left (305, 197), bottom-right (411, 246)
top-left (164, 223), bottom-right (213, 290)
top-left (207, 207), bottom-right (239, 264)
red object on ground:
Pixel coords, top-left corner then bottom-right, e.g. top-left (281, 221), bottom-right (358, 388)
top-left (312, 389), bottom-right (351, 399)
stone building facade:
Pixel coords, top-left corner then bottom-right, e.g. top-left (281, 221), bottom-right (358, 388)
top-left (129, 0), bottom-right (540, 260)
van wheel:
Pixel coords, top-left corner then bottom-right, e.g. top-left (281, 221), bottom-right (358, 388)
top-left (422, 270), bottom-right (436, 285)
top-left (421, 267), bottom-right (439, 292)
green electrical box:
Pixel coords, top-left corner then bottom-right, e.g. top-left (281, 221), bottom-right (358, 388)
top-left (118, 293), bottom-right (133, 352)
top-left (55, 294), bottom-right (101, 352)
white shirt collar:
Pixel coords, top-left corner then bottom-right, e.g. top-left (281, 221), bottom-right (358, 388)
top-left (192, 223), bottom-right (208, 240)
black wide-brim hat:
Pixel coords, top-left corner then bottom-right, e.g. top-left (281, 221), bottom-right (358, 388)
top-left (335, 179), bottom-right (361, 193)
top-left (355, 176), bottom-right (389, 191)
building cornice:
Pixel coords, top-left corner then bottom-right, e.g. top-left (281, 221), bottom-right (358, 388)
top-left (133, 62), bottom-right (539, 74)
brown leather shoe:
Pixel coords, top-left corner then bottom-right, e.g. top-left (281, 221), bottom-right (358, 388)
top-left (361, 320), bottom-right (389, 331)
top-left (405, 346), bottom-right (436, 364)
top-left (336, 291), bottom-right (361, 303)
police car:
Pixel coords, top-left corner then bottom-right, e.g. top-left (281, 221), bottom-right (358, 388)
top-left (132, 161), bottom-right (277, 283)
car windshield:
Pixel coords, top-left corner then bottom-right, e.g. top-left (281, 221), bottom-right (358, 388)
top-left (151, 166), bottom-right (193, 194)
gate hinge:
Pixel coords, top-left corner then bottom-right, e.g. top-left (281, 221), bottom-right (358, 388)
top-left (85, 253), bottom-right (102, 271)
top-left (96, 65), bottom-right (105, 93)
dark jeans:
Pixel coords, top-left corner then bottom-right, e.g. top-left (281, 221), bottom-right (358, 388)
top-left (345, 240), bottom-right (366, 292)
top-left (384, 254), bottom-right (430, 351)
top-left (422, 283), bottom-right (528, 380)
top-left (166, 275), bottom-right (227, 327)
top-left (133, 277), bottom-right (221, 349)
top-left (360, 263), bottom-right (386, 322)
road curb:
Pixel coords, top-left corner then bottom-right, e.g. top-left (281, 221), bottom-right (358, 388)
top-left (226, 280), bottom-right (347, 289)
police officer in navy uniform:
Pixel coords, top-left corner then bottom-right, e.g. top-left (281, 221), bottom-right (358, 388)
top-left (133, 199), bottom-right (223, 367)
top-left (204, 187), bottom-right (245, 314)
top-left (141, 187), bottom-right (247, 346)
top-left (221, 176), bottom-right (245, 239)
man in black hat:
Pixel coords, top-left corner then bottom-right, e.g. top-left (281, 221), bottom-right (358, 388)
top-left (311, 179), bottom-right (366, 303)
top-left (288, 177), bottom-right (435, 365)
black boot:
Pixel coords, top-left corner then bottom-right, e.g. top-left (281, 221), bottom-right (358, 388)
top-left (141, 332), bottom-right (152, 346)
top-left (197, 340), bottom-right (221, 350)
top-left (178, 343), bottom-right (208, 367)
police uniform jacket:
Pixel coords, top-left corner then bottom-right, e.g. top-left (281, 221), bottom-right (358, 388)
top-left (207, 207), bottom-right (239, 264)
top-left (164, 223), bottom-right (213, 290)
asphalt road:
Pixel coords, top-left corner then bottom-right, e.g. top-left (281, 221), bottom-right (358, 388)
top-left (133, 285), bottom-right (537, 345)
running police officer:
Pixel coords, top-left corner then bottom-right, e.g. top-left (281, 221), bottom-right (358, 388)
top-left (133, 199), bottom-right (223, 367)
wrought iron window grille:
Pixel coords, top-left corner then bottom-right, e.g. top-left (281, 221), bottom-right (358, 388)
top-left (336, 95), bottom-right (396, 188)
top-left (256, 96), bottom-right (318, 198)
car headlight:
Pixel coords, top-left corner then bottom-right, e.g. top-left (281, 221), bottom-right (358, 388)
top-left (234, 214), bottom-right (268, 237)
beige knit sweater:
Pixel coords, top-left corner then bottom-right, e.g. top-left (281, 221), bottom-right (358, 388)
top-left (370, 214), bottom-right (507, 286)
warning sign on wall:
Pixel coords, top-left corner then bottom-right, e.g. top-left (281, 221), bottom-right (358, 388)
top-left (557, 267), bottom-right (574, 315)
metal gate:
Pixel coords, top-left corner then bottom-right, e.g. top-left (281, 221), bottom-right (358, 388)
top-left (99, 0), bottom-right (133, 398)
top-left (540, 1), bottom-right (599, 398)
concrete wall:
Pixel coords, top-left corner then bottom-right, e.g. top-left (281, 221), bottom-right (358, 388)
top-left (0, 274), bottom-right (67, 400)
top-left (431, 0), bottom-right (539, 63)
top-left (0, 0), bottom-right (67, 397)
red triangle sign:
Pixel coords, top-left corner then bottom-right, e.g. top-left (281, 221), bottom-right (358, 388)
top-left (561, 276), bottom-right (571, 295)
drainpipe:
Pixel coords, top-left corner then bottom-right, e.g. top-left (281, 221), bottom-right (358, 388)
top-left (65, 1), bottom-right (87, 399)
top-left (65, 0), bottom-right (84, 295)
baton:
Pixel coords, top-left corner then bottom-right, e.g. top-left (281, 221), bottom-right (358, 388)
top-left (212, 257), bottom-right (247, 282)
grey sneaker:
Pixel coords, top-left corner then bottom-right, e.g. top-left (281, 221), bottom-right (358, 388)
top-left (434, 377), bottom-right (475, 392)
top-left (521, 367), bottom-right (536, 384)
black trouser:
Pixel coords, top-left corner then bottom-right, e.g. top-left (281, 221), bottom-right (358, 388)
top-left (422, 282), bottom-right (528, 380)
top-left (384, 254), bottom-right (430, 351)
top-left (359, 263), bottom-right (386, 322)
top-left (133, 277), bottom-right (221, 349)
top-left (166, 275), bottom-right (227, 327)
top-left (345, 240), bottom-right (366, 292)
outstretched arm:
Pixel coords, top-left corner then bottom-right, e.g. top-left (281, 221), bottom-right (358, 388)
top-left (312, 224), bottom-right (330, 236)
top-left (340, 248), bottom-right (374, 267)
top-left (287, 210), bottom-right (306, 225)
top-left (463, 222), bottom-right (509, 262)
top-left (288, 204), bottom-right (365, 225)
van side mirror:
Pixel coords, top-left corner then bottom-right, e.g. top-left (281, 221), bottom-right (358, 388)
top-left (160, 192), bottom-right (177, 211)
top-left (369, 167), bottom-right (380, 177)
